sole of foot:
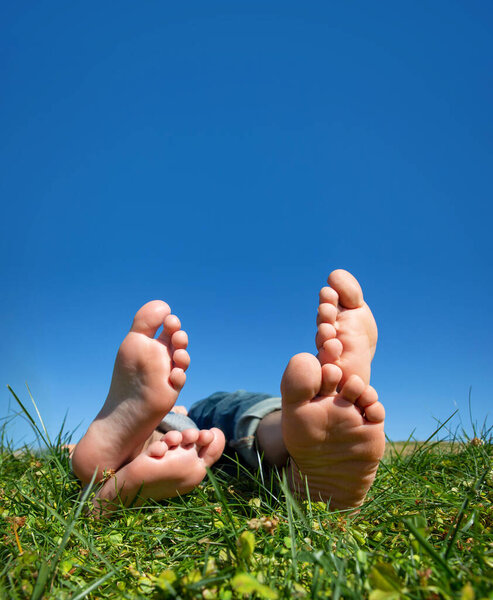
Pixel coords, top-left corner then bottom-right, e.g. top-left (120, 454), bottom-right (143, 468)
top-left (72, 300), bottom-right (191, 484)
top-left (92, 427), bottom-right (226, 516)
top-left (281, 352), bottom-right (385, 509)
top-left (316, 269), bottom-right (377, 387)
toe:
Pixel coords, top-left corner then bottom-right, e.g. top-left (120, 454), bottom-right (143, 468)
top-left (319, 286), bottom-right (339, 306)
top-left (169, 367), bottom-right (187, 391)
top-left (198, 428), bottom-right (226, 466)
top-left (171, 330), bottom-right (188, 350)
top-left (197, 430), bottom-right (214, 446)
top-left (340, 374), bottom-right (366, 403)
top-left (130, 301), bottom-right (171, 337)
top-left (328, 269), bottom-right (364, 309)
top-left (181, 429), bottom-right (200, 445)
top-left (163, 430), bottom-right (182, 447)
top-left (316, 323), bottom-right (336, 349)
top-left (357, 385), bottom-right (379, 408)
top-left (317, 303), bottom-right (338, 325)
top-left (173, 349), bottom-right (190, 370)
top-left (281, 353), bottom-right (322, 405)
top-left (364, 401), bottom-right (385, 423)
top-left (318, 338), bottom-right (343, 364)
top-left (162, 314), bottom-right (181, 337)
top-left (320, 363), bottom-right (342, 396)
top-left (147, 440), bottom-right (168, 458)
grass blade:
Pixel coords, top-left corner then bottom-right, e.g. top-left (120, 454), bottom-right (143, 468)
top-left (7, 385), bottom-right (65, 474)
top-left (281, 470), bottom-right (299, 580)
top-left (206, 467), bottom-right (238, 537)
top-left (403, 519), bottom-right (453, 577)
top-left (443, 466), bottom-right (489, 559)
top-left (7, 386), bottom-right (48, 447)
top-left (25, 383), bottom-right (52, 447)
top-left (70, 571), bottom-right (114, 600)
top-left (30, 470), bottom-right (100, 600)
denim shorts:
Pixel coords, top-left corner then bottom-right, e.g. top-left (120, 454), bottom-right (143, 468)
top-left (157, 391), bottom-right (282, 468)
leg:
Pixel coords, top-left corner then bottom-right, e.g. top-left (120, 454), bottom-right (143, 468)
top-left (188, 390), bottom-right (281, 468)
top-left (255, 410), bottom-right (288, 466)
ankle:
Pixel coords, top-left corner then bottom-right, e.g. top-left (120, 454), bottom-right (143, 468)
top-left (256, 411), bottom-right (289, 467)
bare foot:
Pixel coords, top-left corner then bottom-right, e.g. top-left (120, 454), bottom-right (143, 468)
top-left (92, 428), bottom-right (226, 516)
top-left (281, 353), bottom-right (385, 508)
top-left (278, 269), bottom-right (384, 509)
top-left (316, 269), bottom-right (377, 387)
top-left (72, 301), bottom-right (191, 484)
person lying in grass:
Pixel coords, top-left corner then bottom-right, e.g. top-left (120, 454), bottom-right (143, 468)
top-left (71, 269), bottom-right (385, 515)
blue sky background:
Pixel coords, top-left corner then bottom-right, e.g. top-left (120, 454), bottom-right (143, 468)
top-left (1, 1), bottom-right (492, 446)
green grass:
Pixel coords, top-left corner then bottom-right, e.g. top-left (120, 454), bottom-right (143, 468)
top-left (1, 395), bottom-right (492, 599)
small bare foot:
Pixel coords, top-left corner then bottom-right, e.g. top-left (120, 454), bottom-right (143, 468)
top-left (72, 301), bottom-right (191, 484)
top-left (92, 428), bottom-right (226, 516)
top-left (281, 353), bottom-right (385, 509)
top-left (316, 269), bottom-right (377, 387)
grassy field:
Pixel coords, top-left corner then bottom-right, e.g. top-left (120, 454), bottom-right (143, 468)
top-left (1, 400), bottom-right (492, 599)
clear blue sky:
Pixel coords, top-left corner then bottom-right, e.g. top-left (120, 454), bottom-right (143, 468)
top-left (1, 1), bottom-right (492, 446)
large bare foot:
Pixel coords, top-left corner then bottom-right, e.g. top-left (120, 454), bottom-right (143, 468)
top-left (72, 301), bottom-right (191, 484)
top-left (317, 269), bottom-right (377, 387)
top-left (92, 428), bottom-right (226, 516)
top-left (281, 353), bottom-right (385, 509)
top-left (278, 270), bottom-right (384, 509)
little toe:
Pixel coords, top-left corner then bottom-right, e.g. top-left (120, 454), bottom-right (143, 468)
top-left (340, 374), bottom-right (366, 404)
top-left (328, 269), bottom-right (364, 309)
top-left (364, 401), bottom-right (385, 423)
top-left (197, 430), bottom-right (214, 446)
top-left (320, 363), bottom-right (343, 396)
top-left (163, 430), bottom-right (182, 447)
top-left (198, 428), bottom-right (226, 466)
top-left (173, 348), bottom-right (190, 370)
top-left (171, 330), bottom-right (188, 350)
top-left (281, 353), bottom-right (322, 405)
top-left (181, 428), bottom-right (200, 445)
top-left (130, 301), bottom-right (171, 337)
top-left (169, 367), bottom-right (187, 391)
top-left (147, 440), bottom-right (168, 458)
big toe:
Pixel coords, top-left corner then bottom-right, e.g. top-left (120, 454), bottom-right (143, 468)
top-left (281, 353), bottom-right (322, 405)
top-left (199, 428), bottom-right (226, 467)
top-left (328, 269), bottom-right (364, 309)
top-left (130, 300), bottom-right (171, 337)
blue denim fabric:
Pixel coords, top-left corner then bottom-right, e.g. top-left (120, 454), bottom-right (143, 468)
top-left (159, 390), bottom-right (282, 468)
top-left (156, 412), bottom-right (199, 433)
